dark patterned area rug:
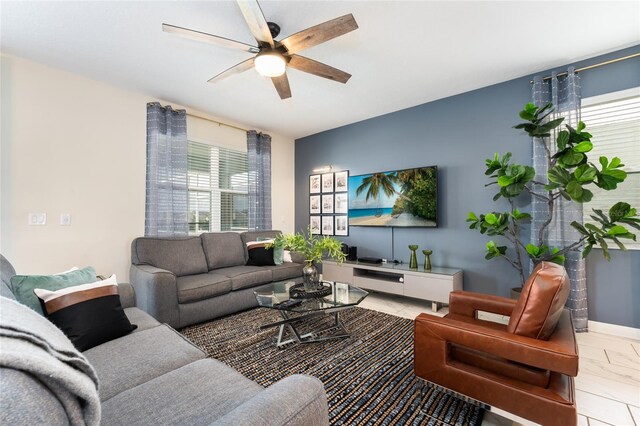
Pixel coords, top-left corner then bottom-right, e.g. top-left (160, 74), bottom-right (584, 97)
top-left (181, 307), bottom-right (484, 426)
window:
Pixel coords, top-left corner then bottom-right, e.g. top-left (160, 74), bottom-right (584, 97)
top-left (581, 87), bottom-right (640, 249)
top-left (187, 141), bottom-right (248, 234)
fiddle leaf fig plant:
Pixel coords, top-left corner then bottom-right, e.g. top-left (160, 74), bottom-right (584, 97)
top-left (467, 102), bottom-right (639, 285)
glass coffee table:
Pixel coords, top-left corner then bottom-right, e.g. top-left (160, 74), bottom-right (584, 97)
top-left (254, 281), bottom-right (368, 348)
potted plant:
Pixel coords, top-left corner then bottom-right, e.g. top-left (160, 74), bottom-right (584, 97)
top-left (270, 229), bottom-right (346, 291)
top-left (467, 102), bottom-right (639, 293)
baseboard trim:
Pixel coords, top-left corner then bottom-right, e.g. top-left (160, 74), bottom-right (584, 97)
top-left (588, 320), bottom-right (640, 340)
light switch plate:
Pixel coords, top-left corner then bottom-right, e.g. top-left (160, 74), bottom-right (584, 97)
top-left (60, 213), bottom-right (71, 226)
top-left (28, 213), bottom-right (47, 225)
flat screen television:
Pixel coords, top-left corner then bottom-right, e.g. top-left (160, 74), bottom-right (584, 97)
top-left (348, 165), bottom-right (437, 227)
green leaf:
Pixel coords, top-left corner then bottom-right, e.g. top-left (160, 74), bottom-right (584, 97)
top-left (561, 150), bottom-right (585, 166)
top-left (610, 157), bottom-right (622, 168)
top-left (571, 221), bottom-right (589, 235)
top-left (577, 121), bottom-right (586, 132)
top-left (573, 141), bottom-right (593, 153)
top-left (526, 244), bottom-right (539, 257)
top-left (607, 225), bottom-right (629, 236)
top-left (557, 130), bottom-right (570, 151)
top-left (467, 212), bottom-right (478, 222)
top-left (498, 175), bottom-right (515, 187)
top-left (548, 166), bottom-right (571, 185)
top-left (609, 202), bottom-right (631, 222)
top-left (566, 181), bottom-right (583, 200)
top-left (485, 213), bottom-right (498, 225)
top-left (574, 164), bottom-right (597, 183)
top-left (558, 188), bottom-right (571, 200)
top-left (582, 244), bottom-right (593, 258)
top-left (599, 156), bottom-right (608, 169)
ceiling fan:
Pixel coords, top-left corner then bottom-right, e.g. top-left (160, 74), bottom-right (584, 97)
top-left (162, 0), bottom-right (358, 100)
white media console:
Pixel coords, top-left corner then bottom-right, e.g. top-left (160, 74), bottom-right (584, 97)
top-left (322, 260), bottom-right (463, 312)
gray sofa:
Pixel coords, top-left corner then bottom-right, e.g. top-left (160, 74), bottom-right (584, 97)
top-left (0, 255), bottom-right (329, 426)
top-left (131, 230), bottom-right (304, 329)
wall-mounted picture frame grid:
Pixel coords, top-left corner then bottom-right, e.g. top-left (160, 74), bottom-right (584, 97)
top-left (310, 170), bottom-right (350, 236)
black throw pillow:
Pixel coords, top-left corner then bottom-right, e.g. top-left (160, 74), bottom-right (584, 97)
top-left (34, 276), bottom-right (137, 351)
top-left (246, 241), bottom-right (276, 266)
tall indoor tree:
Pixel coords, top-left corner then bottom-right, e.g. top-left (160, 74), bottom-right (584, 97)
top-left (467, 102), bottom-right (639, 287)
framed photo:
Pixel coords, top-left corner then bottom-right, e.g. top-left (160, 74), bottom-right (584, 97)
top-left (309, 174), bottom-right (321, 194)
top-left (322, 194), bottom-right (334, 214)
top-left (334, 171), bottom-right (349, 192)
top-left (309, 195), bottom-right (321, 214)
top-left (321, 173), bottom-right (334, 193)
top-left (322, 216), bottom-right (334, 235)
top-left (334, 193), bottom-right (348, 214)
top-left (310, 216), bottom-right (321, 235)
top-left (335, 215), bottom-right (349, 236)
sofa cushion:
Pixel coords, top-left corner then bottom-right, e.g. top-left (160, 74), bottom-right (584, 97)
top-left (201, 232), bottom-right (247, 270)
top-left (35, 275), bottom-right (137, 351)
top-left (216, 265), bottom-right (273, 291)
top-left (132, 237), bottom-right (208, 277)
top-left (176, 272), bottom-right (232, 304)
top-left (124, 307), bottom-right (161, 333)
top-left (507, 262), bottom-right (570, 340)
top-left (101, 359), bottom-right (262, 425)
top-left (267, 263), bottom-right (305, 282)
top-left (83, 324), bottom-right (205, 401)
top-left (10, 266), bottom-right (97, 315)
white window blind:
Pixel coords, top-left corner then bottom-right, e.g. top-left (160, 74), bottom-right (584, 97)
top-left (187, 141), bottom-right (248, 234)
top-left (582, 88), bottom-right (640, 249)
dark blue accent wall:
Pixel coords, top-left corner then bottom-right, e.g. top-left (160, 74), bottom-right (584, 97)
top-left (295, 46), bottom-right (640, 328)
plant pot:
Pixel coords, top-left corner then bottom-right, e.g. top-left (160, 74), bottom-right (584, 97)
top-left (302, 263), bottom-right (320, 292)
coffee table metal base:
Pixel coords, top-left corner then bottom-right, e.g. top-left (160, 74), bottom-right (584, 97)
top-left (259, 307), bottom-right (351, 348)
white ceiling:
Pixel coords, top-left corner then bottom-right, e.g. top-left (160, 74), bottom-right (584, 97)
top-left (1, 1), bottom-right (639, 139)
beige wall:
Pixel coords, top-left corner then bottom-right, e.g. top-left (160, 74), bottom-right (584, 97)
top-left (0, 55), bottom-right (295, 280)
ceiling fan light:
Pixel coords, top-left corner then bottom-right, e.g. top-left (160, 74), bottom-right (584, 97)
top-left (255, 51), bottom-right (286, 77)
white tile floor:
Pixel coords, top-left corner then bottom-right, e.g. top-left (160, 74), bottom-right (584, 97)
top-left (358, 291), bottom-right (640, 426)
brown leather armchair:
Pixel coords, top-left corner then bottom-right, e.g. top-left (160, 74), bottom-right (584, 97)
top-left (414, 262), bottom-right (579, 426)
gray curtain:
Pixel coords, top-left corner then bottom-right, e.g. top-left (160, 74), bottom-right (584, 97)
top-left (247, 130), bottom-right (272, 231)
top-left (532, 68), bottom-right (588, 331)
top-left (145, 102), bottom-right (188, 236)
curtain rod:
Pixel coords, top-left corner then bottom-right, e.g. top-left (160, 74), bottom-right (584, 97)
top-left (186, 112), bottom-right (249, 133)
top-left (529, 52), bottom-right (640, 84)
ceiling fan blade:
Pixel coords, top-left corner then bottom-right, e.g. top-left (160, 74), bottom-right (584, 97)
top-left (236, 0), bottom-right (275, 48)
top-left (280, 14), bottom-right (358, 55)
top-left (162, 23), bottom-right (259, 54)
top-left (208, 57), bottom-right (256, 83)
top-left (271, 73), bottom-right (292, 99)
top-left (288, 55), bottom-right (351, 84)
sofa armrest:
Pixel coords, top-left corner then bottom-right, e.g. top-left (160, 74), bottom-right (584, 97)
top-left (117, 282), bottom-right (136, 309)
top-left (129, 264), bottom-right (180, 328)
top-left (448, 291), bottom-right (516, 318)
top-left (211, 375), bottom-right (329, 426)
top-left (414, 309), bottom-right (578, 376)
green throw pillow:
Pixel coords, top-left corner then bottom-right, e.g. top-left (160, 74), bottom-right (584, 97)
top-left (273, 245), bottom-right (284, 265)
top-left (10, 267), bottom-right (97, 315)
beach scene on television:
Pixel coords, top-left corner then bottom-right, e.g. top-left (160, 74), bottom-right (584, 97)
top-left (348, 166), bottom-right (437, 227)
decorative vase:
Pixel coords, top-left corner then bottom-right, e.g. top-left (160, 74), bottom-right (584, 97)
top-left (422, 249), bottom-right (433, 271)
top-left (302, 262), bottom-right (320, 291)
top-left (408, 245), bottom-right (418, 269)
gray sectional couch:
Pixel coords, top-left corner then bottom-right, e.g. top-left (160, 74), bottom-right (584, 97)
top-left (131, 230), bottom-right (304, 328)
top-left (0, 254), bottom-right (329, 425)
